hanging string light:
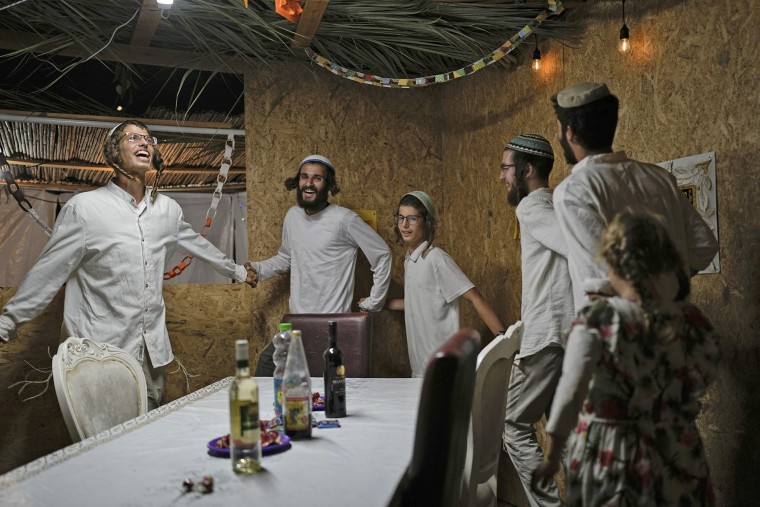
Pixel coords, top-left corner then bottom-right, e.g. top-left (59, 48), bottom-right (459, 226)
top-left (532, 34), bottom-right (541, 72)
top-left (618, 0), bottom-right (631, 54)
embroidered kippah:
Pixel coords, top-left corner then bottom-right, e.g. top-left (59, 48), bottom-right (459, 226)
top-left (504, 134), bottom-right (554, 160)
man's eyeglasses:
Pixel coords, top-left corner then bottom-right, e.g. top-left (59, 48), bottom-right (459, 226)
top-left (123, 133), bottom-right (158, 146)
top-left (395, 214), bottom-right (422, 226)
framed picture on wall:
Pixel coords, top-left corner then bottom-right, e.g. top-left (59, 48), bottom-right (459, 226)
top-left (657, 151), bottom-right (720, 274)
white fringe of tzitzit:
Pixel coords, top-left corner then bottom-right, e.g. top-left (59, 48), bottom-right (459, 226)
top-left (8, 348), bottom-right (53, 401)
top-left (168, 355), bottom-right (200, 392)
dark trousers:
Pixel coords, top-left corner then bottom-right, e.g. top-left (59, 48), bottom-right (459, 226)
top-left (254, 341), bottom-right (275, 377)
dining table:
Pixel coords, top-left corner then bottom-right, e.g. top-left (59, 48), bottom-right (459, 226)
top-left (0, 376), bottom-right (423, 506)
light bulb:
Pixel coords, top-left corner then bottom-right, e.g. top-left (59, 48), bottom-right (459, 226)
top-left (157, 0), bottom-right (173, 8)
top-left (618, 23), bottom-right (631, 54)
top-left (532, 47), bottom-right (541, 72)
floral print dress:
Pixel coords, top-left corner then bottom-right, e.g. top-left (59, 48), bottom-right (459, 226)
top-left (545, 297), bottom-right (719, 506)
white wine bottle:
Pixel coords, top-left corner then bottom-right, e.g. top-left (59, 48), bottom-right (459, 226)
top-left (229, 339), bottom-right (262, 473)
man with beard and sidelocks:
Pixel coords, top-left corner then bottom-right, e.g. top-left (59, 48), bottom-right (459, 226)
top-left (249, 154), bottom-right (391, 375)
top-left (552, 82), bottom-right (719, 312)
top-left (499, 134), bottom-right (573, 507)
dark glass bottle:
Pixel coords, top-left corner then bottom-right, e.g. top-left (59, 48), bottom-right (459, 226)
top-left (323, 321), bottom-right (347, 418)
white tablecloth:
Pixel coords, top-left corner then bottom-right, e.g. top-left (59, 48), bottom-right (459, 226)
top-left (0, 377), bottom-right (423, 507)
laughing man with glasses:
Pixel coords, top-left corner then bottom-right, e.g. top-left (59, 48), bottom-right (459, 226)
top-left (0, 120), bottom-right (257, 410)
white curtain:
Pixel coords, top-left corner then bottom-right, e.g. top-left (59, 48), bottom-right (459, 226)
top-left (0, 189), bottom-right (71, 286)
top-left (0, 190), bottom-right (247, 286)
top-left (164, 192), bottom-right (249, 284)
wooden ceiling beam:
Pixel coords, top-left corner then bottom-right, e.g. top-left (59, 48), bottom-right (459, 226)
top-left (7, 158), bottom-right (245, 175)
top-left (130, 0), bottom-right (164, 47)
top-left (0, 29), bottom-right (244, 74)
top-left (291, 0), bottom-right (329, 50)
top-left (0, 109), bottom-right (235, 130)
top-left (9, 181), bottom-right (247, 192)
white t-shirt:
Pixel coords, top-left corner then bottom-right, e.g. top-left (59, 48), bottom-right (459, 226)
top-left (252, 203), bottom-right (391, 313)
top-left (554, 152), bottom-right (719, 312)
top-left (403, 242), bottom-right (474, 377)
top-left (516, 188), bottom-right (574, 357)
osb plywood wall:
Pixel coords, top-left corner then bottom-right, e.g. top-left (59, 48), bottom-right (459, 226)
top-left (2, 2), bottom-right (758, 504)
top-left (440, 0), bottom-right (760, 505)
top-left (243, 62), bottom-right (443, 378)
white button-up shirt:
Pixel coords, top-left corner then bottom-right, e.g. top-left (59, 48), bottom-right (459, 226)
top-left (554, 152), bottom-right (719, 311)
top-left (516, 188), bottom-right (574, 357)
top-left (403, 242), bottom-right (474, 377)
top-left (0, 182), bottom-right (247, 367)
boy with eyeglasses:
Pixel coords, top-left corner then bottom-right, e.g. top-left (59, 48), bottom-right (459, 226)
top-left (385, 191), bottom-right (504, 377)
top-left (0, 120), bottom-right (257, 409)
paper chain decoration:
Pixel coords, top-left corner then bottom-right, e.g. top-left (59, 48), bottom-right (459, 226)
top-left (305, 0), bottom-right (564, 88)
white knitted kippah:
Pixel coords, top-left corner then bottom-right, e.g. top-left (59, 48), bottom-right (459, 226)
top-left (299, 154), bottom-right (335, 173)
top-left (403, 190), bottom-right (438, 222)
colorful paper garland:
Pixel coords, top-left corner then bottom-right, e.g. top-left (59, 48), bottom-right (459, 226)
top-left (304, 0), bottom-right (564, 88)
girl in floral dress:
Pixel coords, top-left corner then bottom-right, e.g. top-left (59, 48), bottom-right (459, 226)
top-left (532, 210), bottom-right (719, 506)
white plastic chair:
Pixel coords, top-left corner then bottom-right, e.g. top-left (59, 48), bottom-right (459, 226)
top-left (460, 321), bottom-right (523, 507)
top-left (52, 337), bottom-right (148, 442)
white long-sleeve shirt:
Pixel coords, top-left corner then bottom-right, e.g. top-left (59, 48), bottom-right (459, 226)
top-left (554, 152), bottom-right (719, 312)
top-left (252, 203), bottom-right (391, 313)
top-left (516, 188), bottom-right (574, 357)
top-left (0, 181), bottom-right (247, 367)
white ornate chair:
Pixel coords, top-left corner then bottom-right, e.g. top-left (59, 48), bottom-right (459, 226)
top-left (460, 321), bottom-right (523, 507)
top-left (52, 337), bottom-right (148, 442)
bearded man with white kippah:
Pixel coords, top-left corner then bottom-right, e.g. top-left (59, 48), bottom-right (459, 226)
top-left (249, 155), bottom-right (391, 375)
top-left (499, 134), bottom-right (573, 507)
top-left (551, 82), bottom-right (718, 312)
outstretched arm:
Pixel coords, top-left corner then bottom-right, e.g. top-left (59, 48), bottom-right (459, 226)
top-left (461, 287), bottom-right (504, 336)
top-left (531, 433), bottom-right (568, 493)
top-left (347, 215), bottom-right (391, 312)
top-left (384, 298), bottom-right (404, 311)
top-left (0, 204), bottom-right (85, 342)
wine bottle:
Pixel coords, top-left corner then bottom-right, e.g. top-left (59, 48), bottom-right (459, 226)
top-left (323, 321), bottom-right (347, 418)
top-left (229, 339), bottom-right (262, 473)
top-left (282, 330), bottom-right (312, 439)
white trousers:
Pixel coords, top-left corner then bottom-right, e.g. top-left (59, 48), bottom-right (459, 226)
top-left (141, 343), bottom-right (166, 411)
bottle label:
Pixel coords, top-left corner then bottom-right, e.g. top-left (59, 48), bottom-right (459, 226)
top-left (234, 401), bottom-right (259, 448)
top-left (284, 396), bottom-right (310, 430)
top-left (331, 376), bottom-right (346, 392)
top-left (273, 378), bottom-right (283, 416)
top-left (242, 402), bottom-right (257, 430)
top-left (337, 365), bottom-right (346, 377)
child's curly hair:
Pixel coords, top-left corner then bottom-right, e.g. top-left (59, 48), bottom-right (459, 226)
top-left (599, 208), bottom-right (688, 302)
